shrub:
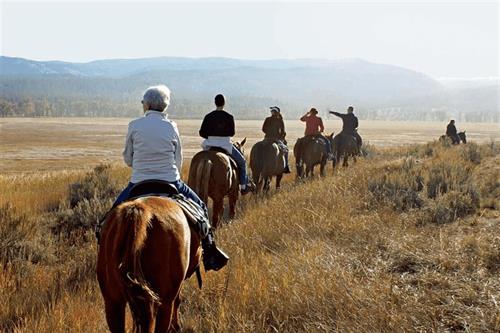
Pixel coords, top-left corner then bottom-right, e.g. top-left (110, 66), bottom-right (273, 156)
top-left (419, 190), bottom-right (479, 225)
top-left (426, 163), bottom-right (474, 199)
top-left (54, 165), bottom-right (120, 236)
top-left (68, 164), bottom-right (120, 208)
top-left (368, 172), bottom-right (424, 211)
top-left (360, 142), bottom-right (376, 158)
top-left (0, 204), bottom-right (53, 264)
top-left (460, 142), bottom-right (482, 164)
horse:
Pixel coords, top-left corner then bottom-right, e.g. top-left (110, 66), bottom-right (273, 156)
top-left (188, 139), bottom-right (246, 228)
top-left (331, 132), bottom-right (359, 169)
top-left (293, 134), bottom-right (332, 179)
top-left (439, 131), bottom-right (467, 145)
top-left (250, 139), bottom-right (286, 193)
top-left (97, 197), bottom-right (201, 333)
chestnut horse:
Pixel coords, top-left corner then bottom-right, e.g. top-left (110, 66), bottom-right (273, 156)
top-left (97, 197), bottom-right (201, 333)
top-left (188, 139), bottom-right (246, 228)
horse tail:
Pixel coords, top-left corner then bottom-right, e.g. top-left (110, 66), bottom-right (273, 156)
top-left (188, 155), bottom-right (212, 204)
top-left (250, 142), bottom-right (263, 189)
top-left (116, 202), bottom-right (160, 332)
top-left (196, 158), bottom-right (212, 204)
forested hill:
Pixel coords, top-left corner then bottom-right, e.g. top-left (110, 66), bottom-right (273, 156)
top-left (0, 56), bottom-right (498, 121)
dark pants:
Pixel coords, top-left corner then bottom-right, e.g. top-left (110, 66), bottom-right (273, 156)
top-left (229, 145), bottom-right (248, 186)
top-left (113, 179), bottom-right (207, 214)
top-left (266, 138), bottom-right (290, 169)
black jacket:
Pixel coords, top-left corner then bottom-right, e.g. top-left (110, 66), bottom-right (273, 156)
top-left (331, 112), bottom-right (358, 132)
top-left (446, 123), bottom-right (457, 136)
top-left (199, 110), bottom-right (235, 139)
top-left (262, 116), bottom-right (286, 140)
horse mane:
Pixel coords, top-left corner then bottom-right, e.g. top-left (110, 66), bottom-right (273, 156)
top-left (114, 201), bottom-right (161, 332)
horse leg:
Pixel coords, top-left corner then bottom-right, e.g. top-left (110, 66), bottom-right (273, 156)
top-left (254, 172), bottom-right (262, 194)
top-left (343, 154), bottom-right (348, 167)
top-left (212, 198), bottom-right (223, 228)
top-left (104, 299), bottom-right (126, 333)
top-left (170, 294), bottom-right (181, 333)
top-left (154, 301), bottom-right (174, 333)
top-left (306, 165), bottom-right (313, 178)
top-left (276, 174), bottom-right (282, 190)
top-left (320, 161), bottom-right (326, 177)
top-left (228, 190), bottom-right (238, 220)
top-left (263, 177), bottom-right (271, 193)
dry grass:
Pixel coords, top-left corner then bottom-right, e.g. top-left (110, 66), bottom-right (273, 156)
top-left (1, 122), bottom-right (499, 332)
top-left (1, 118), bottom-right (499, 173)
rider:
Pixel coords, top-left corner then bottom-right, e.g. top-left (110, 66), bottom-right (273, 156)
top-left (446, 119), bottom-right (460, 144)
top-left (262, 106), bottom-right (291, 173)
top-left (300, 108), bottom-right (333, 160)
top-left (329, 106), bottom-right (362, 149)
top-left (199, 94), bottom-right (253, 195)
top-left (112, 85), bottom-right (228, 271)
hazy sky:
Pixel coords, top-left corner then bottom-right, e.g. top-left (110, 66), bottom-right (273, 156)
top-left (0, 0), bottom-right (498, 78)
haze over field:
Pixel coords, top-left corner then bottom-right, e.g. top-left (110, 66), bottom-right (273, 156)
top-left (0, 1), bottom-right (498, 121)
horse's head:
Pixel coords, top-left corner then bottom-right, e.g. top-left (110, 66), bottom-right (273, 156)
top-left (233, 137), bottom-right (247, 154)
top-left (458, 131), bottom-right (467, 144)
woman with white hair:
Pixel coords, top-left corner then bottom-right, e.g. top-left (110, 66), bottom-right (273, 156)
top-left (112, 85), bottom-right (228, 271)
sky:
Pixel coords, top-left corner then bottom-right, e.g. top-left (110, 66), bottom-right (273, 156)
top-left (0, 0), bottom-right (498, 78)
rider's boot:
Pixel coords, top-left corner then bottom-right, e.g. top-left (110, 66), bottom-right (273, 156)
top-left (202, 229), bottom-right (229, 271)
top-left (283, 152), bottom-right (291, 174)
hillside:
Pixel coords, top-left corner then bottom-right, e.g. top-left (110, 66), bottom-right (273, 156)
top-left (1, 56), bottom-right (498, 121)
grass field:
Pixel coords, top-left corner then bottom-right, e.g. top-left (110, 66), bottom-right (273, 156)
top-left (0, 118), bottom-right (499, 332)
top-left (1, 117), bottom-right (498, 173)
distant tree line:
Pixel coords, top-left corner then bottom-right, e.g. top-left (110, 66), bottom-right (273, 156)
top-left (1, 95), bottom-right (497, 123)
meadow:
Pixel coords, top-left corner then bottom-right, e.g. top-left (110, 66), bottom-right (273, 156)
top-left (0, 118), bottom-right (499, 332)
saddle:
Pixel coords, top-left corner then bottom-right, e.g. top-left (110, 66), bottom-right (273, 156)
top-left (208, 147), bottom-right (238, 170)
top-left (124, 180), bottom-right (210, 238)
top-left (302, 135), bottom-right (327, 146)
top-left (263, 138), bottom-right (288, 154)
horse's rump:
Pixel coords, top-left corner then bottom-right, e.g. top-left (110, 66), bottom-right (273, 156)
top-left (97, 197), bottom-right (200, 332)
top-left (332, 132), bottom-right (358, 155)
top-left (250, 140), bottom-right (283, 177)
top-left (189, 150), bottom-right (235, 201)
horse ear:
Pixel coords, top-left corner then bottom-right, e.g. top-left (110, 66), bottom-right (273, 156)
top-left (329, 132), bottom-right (334, 138)
top-left (240, 137), bottom-right (247, 146)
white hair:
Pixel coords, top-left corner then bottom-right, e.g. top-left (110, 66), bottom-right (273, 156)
top-left (143, 85), bottom-right (171, 111)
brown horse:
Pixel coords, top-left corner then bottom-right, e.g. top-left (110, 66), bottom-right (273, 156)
top-left (188, 139), bottom-right (246, 228)
top-left (97, 197), bottom-right (201, 333)
top-left (331, 132), bottom-right (359, 169)
top-left (293, 134), bottom-right (332, 178)
top-left (250, 139), bottom-right (286, 193)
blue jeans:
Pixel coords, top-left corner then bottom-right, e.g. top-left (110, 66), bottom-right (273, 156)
top-left (230, 145), bottom-right (248, 186)
top-left (113, 179), bottom-right (208, 214)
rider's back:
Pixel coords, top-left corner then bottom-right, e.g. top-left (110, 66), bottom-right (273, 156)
top-left (124, 111), bottom-right (181, 184)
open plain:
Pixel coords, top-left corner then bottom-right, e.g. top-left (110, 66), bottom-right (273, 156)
top-left (1, 117), bottom-right (498, 173)
top-left (0, 117), bottom-right (499, 332)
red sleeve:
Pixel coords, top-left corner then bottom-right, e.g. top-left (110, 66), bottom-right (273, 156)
top-left (319, 118), bottom-right (324, 132)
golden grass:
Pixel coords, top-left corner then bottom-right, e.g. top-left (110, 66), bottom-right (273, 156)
top-left (1, 118), bottom-right (499, 173)
top-left (1, 129), bottom-right (499, 332)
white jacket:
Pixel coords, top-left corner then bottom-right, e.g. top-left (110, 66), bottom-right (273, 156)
top-left (123, 111), bottom-right (182, 183)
